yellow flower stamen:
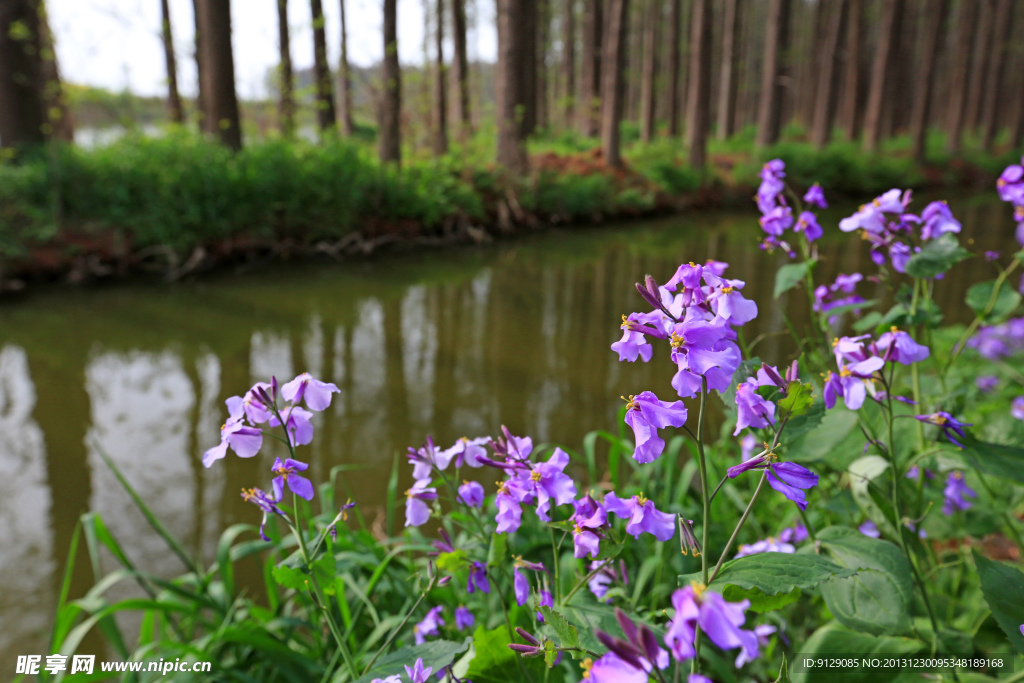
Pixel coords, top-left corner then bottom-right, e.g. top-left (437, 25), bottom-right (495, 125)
top-left (670, 332), bottom-right (685, 348)
top-left (721, 286), bottom-right (735, 294)
top-left (530, 469), bottom-right (543, 482)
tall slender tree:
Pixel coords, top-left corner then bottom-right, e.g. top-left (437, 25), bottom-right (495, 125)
top-left (840, 0), bottom-right (862, 140)
top-left (862, 0), bottom-right (903, 151)
top-left (380, 0), bottom-right (402, 163)
top-left (810, 0), bottom-right (845, 148)
top-left (434, 0), bottom-right (449, 155)
top-left (945, 0), bottom-right (977, 152)
top-left (909, 0), bottom-right (947, 160)
top-left (522, 0), bottom-right (539, 132)
top-left (601, 0), bottom-right (629, 166)
top-left (197, 0), bottom-right (242, 149)
top-left (160, 0), bottom-right (184, 124)
top-left (562, 0), bottom-right (575, 128)
top-left (310, 0), bottom-right (336, 131)
top-left (39, 1), bottom-right (72, 141)
top-left (685, 0), bottom-right (710, 164)
top-left (963, 0), bottom-right (994, 134)
top-left (192, 0), bottom-right (206, 126)
top-left (276, 0), bottom-right (295, 136)
top-left (0, 0), bottom-right (46, 149)
top-left (716, 0), bottom-right (740, 140)
top-left (496, 0), bottom-right (529, 172)
top-left (755, 0), bottom-right (789, 147)
top-left (666, 0), bottom-right (681, 136)
top-left (338, 0), bottom-right (354, 136)
top-left (536, 0), bottom-right (549, 130)
top-left (580, 0), bottom-right (603, 136)
top-left (451, 0), bottom-right (471, 139)
top-left (639, 0), bottom-right (660, 142)
top-left (979, 0), bottom-right (1012, 149)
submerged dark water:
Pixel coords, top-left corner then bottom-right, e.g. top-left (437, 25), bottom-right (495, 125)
top-left (0, 194), bottom-right (1016, 664)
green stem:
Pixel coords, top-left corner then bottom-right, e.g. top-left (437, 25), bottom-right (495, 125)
top-left (692, 377), bottom-right (710, 673)
top-left (709, 472), bottom-right (768, 584)
top-left (947, 256), bottom-right (1021, 370)
top-left (561, 560), bottom-right (609, 606)
top-left (361, 575), bottom-right (437, 675)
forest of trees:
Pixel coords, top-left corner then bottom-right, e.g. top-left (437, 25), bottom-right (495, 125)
top-left (2, 0), bottom-right (1024, 171)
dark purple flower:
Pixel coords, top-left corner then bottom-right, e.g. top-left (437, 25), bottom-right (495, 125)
top-left (271, 457), bottom-right (314, 501)
top-left (467, 561), bottom-right (490, 594)
top-left (280, 372), bottom-right (339, 411)
top-left (760, 206), bottom-right (794, 236)
top-left (942, 471), bottom-right (977, 515)
top-left (457, 480), bottom-right (485, 508)
top-left (241, 486), bottom-right (285, 540)
top-left (920, 201), bottom-right (961, 240)
top-left (594, 608), bottom-right (670, 675)
top-left (728, 455), bottom-right (818, 510)
top-left (623, 392), bottom-right (688, 463)
top-left (405, 657), bottom-right (432, 683)
top-left (664, 582), bottom-right (759, 664)
top-left (535, 589), bottom-right (553, 622)
top-left (803, 183), bottom-right (827, 209)
top-left (823, 356), bottom-right (885, 410)
top-left (455, 606), bottom-right (474, 631)
top-left (915, 412), bottom-right (972, 449)
top-left (413, 607), bottom-right (444, 645)
top-left (604, 491), bottom-right (675, 541)
top-left (876, 327), bottom-right (930, 365)
top-left (404, 478), bottom-right (437, 527)
top-left (795, 211), bottom-right (823, 242)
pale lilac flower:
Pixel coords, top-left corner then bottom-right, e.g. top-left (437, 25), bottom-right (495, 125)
top-left (664, 582), bottom-right (759, 664)
top-left (1013, 396), bottom-right (1024, 421)
top-left (612, 313), bottom-right (663, 362)
top-left (271, 457), bottom-right (314, 501)
top-left (997, 163), bottom-right (1024, 205)
top-left (405, 658), bottom-right (433, 683)
top-left (942, 471), bottom-right (977, 515)
top-left (920, 201), bottom-right (961, 240)
top-left (735, 536), bottom-right (794, 558)
top-left (457, 480), bottom-right (484, 508)
top-left (455, 606), bottom-right (474, 630)
top-left (571, 494), bottom-right (608, 558)
top-left (370, 675), bottom-right (401, 683)
top-left (228, 382), bottom-right (275, 424)
top-left (413, 607), bottom-right (444, 645)
top-left (803, 183), bottom-right (827, 209)
top-left (203, 418), bottom-right (264, 467)
top-left (280, 372), bottom-right (339, 411)
top-left (604, 491), bottom-right (675, 541)
top-left (587, 561), bottom-right (618, 602)
top-left (839, 189), bottom-right (904, 234)
top-left (794, 211), bottom-right (823, 242)
top-left (269, 404), bottom-right (314, 446)
top-left (733, 379), bottom-right (776, 435)
top-left (623, 392), bottom-right (688, 463)
top-left (407, 437), bottom-right (453, 479)
top-left (404, 478), bottom-right (437, 527)
top-left (585, 653), bottom-right (649, 683)
top-left (823, 357), bottom-right (885, 410)
top-left (760, 206), bottom-right (794, 236)
top-left (740, 433), bottom-right (758, 460)
top-left (443, 436), bottom-right (491, 468)
top-left (494, 486), bottom-right (523, 534)
top-left (704, 273), bottom-right (759, 325)
top-left (876, 328), bottom-right (930, 365)
top-left (859, 520), bottom-right (880, 538)
top-left (736, 624), bottom-right (778, 668)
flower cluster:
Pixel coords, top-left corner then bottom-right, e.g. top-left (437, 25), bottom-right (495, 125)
top-left (814, 273), bottom-right (867, 325)
top-left (968, 316), bottom-right (1024, 361)
top-left (664, 582), bottom-right (764, 667)
top-left (754, 160), bottom-right (826, 254)
top-left (996, 157), bottom-right (1024, 243)
top-left (823, 330), bottom-right (929, 410)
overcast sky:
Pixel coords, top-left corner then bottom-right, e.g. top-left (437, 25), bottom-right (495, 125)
top-left (48, 0), bottom-right (498, 99)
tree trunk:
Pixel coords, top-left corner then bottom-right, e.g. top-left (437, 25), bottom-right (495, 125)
top-left (380, 0), bottom-right (402, 164)
top-left (685, 0), bottom-right (710, 164)
top-left (276, 0), bottom-right (295, 136)
top-left (451, 0), bottom-right (471, 140)
top-left (963, 0), bottom-right (994, 134)
top-left (38, 1), bottom-right (72, 141)
top-left (909, 0), bottom-right (947, 160)
top-left (197, 0), bottom-right (242, 149)
top-left (580, 0), bottom-right (603, 135)
top-left (861, 0), bottom-right (902, 151)
top-left (715, 0), bottom-right (739, 140)
top-left (666, 0), bottom-right (681, 136)
top-left (640, 0), bottom-right (659, 142)
top-left (0, 0), bottom-right (46, 149)
top-left (521, 0), bottom-right (538, 133)
top-left (496, 0), bottom-right (529, 172)
top-left (810, 0), bottom-right (845, 148)
top-left (338, 0), bottom-right (354, 136)
top-left (562, 0), bottom-right (576, 128)
top-left (192, 0), bottom-right (206, 126)
top-left (945, 0), bottom-right (978, 152)
top-left (979, 0), bottom-right (1012, 149)
top-left (536, 0), bottom-right (549, 131)
top-left (310, 0), bottom-right (336, 131)
top-left (434, 0), bottom-right (449, 154)
top-left (755, 0), bottom-right (789, 148)
top-left (160, 0), bottom-right (184, 124)
top-left (601, 0), bottom-right (629, 166)
top-left (840, 0), bottom-right (862, 139)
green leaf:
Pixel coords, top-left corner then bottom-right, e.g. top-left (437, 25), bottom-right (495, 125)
top-left (790, 623), bottom-right (925, 683)
top-left (973, 550), bottom-right (1024, 655)
top-left (774, 261), bottom-right (812, 299)
top-left (784, 408), bottom-right (859, 464)
top-left (904, 233), bottom-right (971, 279)
top-left (537, 604), bottom-right (581, 652)
top-left (543, 640), bottom-right (560, 667)
top-left (823, 299), bottom-right (878, 320)
top-left (312, 553), bottom-right (337, 595)
top-left (723, 585), bottom-right (800, 614)
top-left (961, 435), bottom-right (1024, 485)
top-left (722, 357), bottom-right (762, 413)
top-left (486, 533), bottom-right (507, 568)
top-left (355, 638), bottom-right (472, 683)
top-left (966, 279), bottom-right (1022, 321)
top-left (777, 381), bottom-right (815, 422)
top-left (848, 455), bottom-right (897, 538)
top-left (816, 527), bottom-right (914, 636)
top-left (852, 311), bottom-right (883, 333)
top-left (682, 552), bottom-right (856, 595)
top-left (271, 564), bottom-right (308, 592)
top-left (436, 549), bottom-right (469, 573)
top-left (464, 626), bottom-right (546, 683)
top-left (779, 399), bottom-right (826, 444)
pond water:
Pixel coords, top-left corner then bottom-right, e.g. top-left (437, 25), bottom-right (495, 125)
top-left (0, 194), bottom-right (1016, 664)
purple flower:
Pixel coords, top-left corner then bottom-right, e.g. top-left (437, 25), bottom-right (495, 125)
top-left (604, 491), bottom-right (675, 541)
top-left (413, 607), bottom-right (444, 645)
top-left (942, 471), bottom-right (977, 515)
top-left (795, 211), bottom-right (823, 242)
top-left (457, 480), bottom-right (484, 508)
top-left (889, 242), bottom-right (912, 274)
top-left (443, 436), bottom-right (491, 468)
top-left (571, 494), bottom-right (608, 558)
top-left (876, 328), bottom-right (930, 365)
top-left (859, 520), bottom-right (880, 538)
top-left (404, 657), bottom-right (433, 683)
top-left (976, 375), bottom-right (999, 392)
top-left (740, 433), bottom-right (758, 460)
top-left (760, 206), bottom-right (794, 236)
top-left (536, 589), bottom-right (553, 621)
top-left (623, 392), bottom-right (689, 463)
top-left (915, 412), bottom-right (972, 449)
top-left (203, 418), bottom-right (264, 467)
top-left (455, 606), bottom-right (474, 630)
top-left (512, 559), bottom-right (545, 606)
top-left (986, 251), bottom-right (1002, 261)
top-left (271, 457), bottom-right (314, 501)
top-left (736, 624), bottom-right (778, 668)
top-left (920, 201), bottom-right (961, 240)
top-left (228, 383), bottom-right (275, 425)
top-left (612, 313), bottom-right (664, 362)
top-left (407, 437), bottom-right (453, 480)
top-left (823, 357), bottom-right (885, 410)
top-left (241, 486), bottom-right (285, 540)
top-left (467, 561), bottom-right (490, 594)
top-left (370, 676), bottom-right (401, 683)
top-left (404, 478), bottom-right (437, 527)
top-left (594, 608), bottom-right (670, 674)
top-left (997, 163), bottom-right (1024, 204)
top-left (735, 535), bottom-right (795, 559)
top-left (584, 653), bottom-right (649, 683)
top-left (280, 372), bottom-right (339, 411)
top-left (779, 524), bottom-right (809, 544)
top-left (757, 159), bottom-right (786, 214)
top-left (839, 189), bottom-right (905, 234)
top-left (269, 405), bottom-right (315, 447)
top-left (517, 447), bottom-right (578, 520)
top-left (704, 273), bottom-right (759, 325)
top-left (733, 379), bottom-right (776, 435)
top-left (728, 455), bottom-right (818, 511)
top-left (1013, 396), bottom-right (1024, 422)
top-left (664, 582), bottom-right (760, 664)
top-left (494, 485), bottom-right (523, 534)
top-left (803, 183), bottom-right (827, 209)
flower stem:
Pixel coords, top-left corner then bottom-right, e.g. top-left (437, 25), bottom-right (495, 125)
top-left (692, 377), bottom-right (710, 672)
top-left (709, 472), bottom-right (768, 584)
top-left (361, 575), bottom-right (437, 675)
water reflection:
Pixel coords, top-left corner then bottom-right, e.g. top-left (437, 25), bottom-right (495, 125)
top-left (0, 196), bottom-right (1017, 662)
